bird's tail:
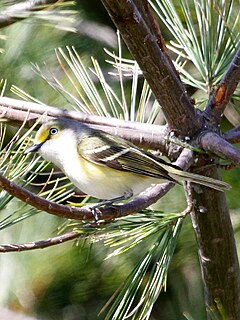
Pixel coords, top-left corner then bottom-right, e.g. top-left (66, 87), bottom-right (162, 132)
top-left (166, 166), bottom-right (231, 192)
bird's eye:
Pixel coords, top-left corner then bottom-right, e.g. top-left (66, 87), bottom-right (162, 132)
top-left (49, 127), bottom-right (59, 135)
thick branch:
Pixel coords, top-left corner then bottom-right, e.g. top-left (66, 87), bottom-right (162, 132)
top-left (0, 97), bottom-right (167, 151)
top-left (0, 96), bottom-right (163, 131)
top-left (190, 167), bottom-right (240, 319)
top-left (100, 0), bottom-right (202, 136)
top-left (0, 173), bottom-right (173, 221)
top-left (194, 131), bottom-right (240, 319)
top-left (223, 126), bottom-right (240, 144)
top-left (0, 149), bottom-right (193, 222)
top-left (134, 0), bottom-right (179, 80)
top-left (205, 47), bottom-right (240, 124)
top-left (199, 131), bottom-right (240, 164)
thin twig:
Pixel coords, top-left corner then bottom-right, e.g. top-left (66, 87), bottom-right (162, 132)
top-left (182, 181), bottom-right (194, 217)
top-left (0, 230), bottom-right (81, 253)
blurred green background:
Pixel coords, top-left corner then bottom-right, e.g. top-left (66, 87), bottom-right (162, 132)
top-left (0, 1), bottom-right (239, 319)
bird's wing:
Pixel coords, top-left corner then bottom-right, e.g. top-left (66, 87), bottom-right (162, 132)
top-left (77, 131), bottom-right (177, 182)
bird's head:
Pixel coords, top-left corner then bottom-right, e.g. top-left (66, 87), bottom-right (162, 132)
top-left (25, 118), bottom-right (66, 154)
top-left (24, 118), bottom-right (84, 163)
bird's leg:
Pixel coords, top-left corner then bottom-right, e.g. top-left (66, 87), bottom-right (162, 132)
top-left (88, 191), bottom-right (133, 222)
top-left (93, 191), bottom-right (133, 208)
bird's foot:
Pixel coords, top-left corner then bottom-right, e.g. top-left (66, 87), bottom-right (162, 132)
top-left (87, 191), bottom-right (133, 223)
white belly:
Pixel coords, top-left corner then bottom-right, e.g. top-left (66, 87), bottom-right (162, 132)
top-left (63, 155), bottom-right (157, 200)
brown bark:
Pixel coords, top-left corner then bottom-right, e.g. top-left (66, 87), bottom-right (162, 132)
top-left (190, 166), bottom-right (240, 319)
top-left (205, 47), bottom-right (240, 125)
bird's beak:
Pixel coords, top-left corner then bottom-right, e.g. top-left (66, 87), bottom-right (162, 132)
top-left (24, 143), bottom-right (43, 154)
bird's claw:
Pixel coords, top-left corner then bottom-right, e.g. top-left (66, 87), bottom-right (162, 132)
top-left (90, 205), bottom-right (102, 223)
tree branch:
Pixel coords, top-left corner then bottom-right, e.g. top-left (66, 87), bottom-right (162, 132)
top-left (100, 0), bottom-right (203, 136)
top-left (0, 173), bottom-right (172, 221)
top-left (0, 149), bottom-right (193, 253)
top-left (190, 166), bottom-right (240, 319)
top-left (0, 96), bottom-right (163, 131)
top-left (0, 230), bottom-right (81, 253)
top-left (223, 126), bottom-right (240, 144)
top-left (204, 47), bottom-right (240, 124)
top-left (133, 0), bottom-right (179, 79)
top-left (0, 149), bottom-right (193, 222)
top-left (3, 96), bottom-right (240, 166)
top-left (199, 131), bottom-right (240, 164)
top-left (0, 96), bottom-right (168, 151)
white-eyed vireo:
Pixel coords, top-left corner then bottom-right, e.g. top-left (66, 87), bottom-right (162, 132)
top-left (25, 118), bottom-right (230, 203)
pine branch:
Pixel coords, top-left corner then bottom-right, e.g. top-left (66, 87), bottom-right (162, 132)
top-left (0, 212), bottom-right (187, 254)
top-left (0, 96), bottom-right (167, 151)
top-left (0, 230), bottom-right (81, 252)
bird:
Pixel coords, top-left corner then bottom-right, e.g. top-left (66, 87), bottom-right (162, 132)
top-left (25, 118), bottom-right (230, 206)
